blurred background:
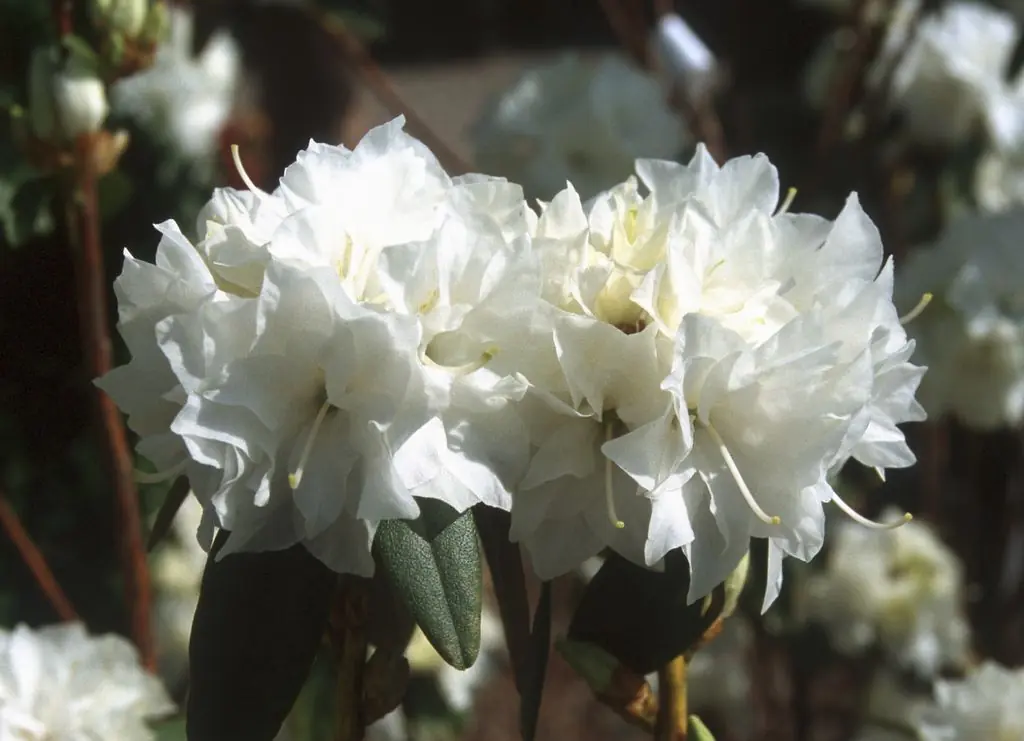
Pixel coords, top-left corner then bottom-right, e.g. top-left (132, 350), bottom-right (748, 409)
top-left (4, 0), bottom-right (1024, 739)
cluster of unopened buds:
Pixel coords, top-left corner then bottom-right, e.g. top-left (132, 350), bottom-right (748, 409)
top-left (99, 116), bottom-right (928, 609)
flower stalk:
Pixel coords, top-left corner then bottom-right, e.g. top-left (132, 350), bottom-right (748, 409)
top-left (64, 134), bottom-right (154, 670)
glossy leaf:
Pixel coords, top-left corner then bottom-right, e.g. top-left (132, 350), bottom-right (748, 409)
top-left (186, 532), bottom-right (336, 741)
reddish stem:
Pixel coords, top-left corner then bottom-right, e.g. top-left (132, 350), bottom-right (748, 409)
top-left (312, 8), bottom-right (472, 175)
top-left (53, 0), bottom-right (72, 37)
top-left (66, 136), bottom-right (155, 671)
top-left (0, 494), bottom-right (78, 622)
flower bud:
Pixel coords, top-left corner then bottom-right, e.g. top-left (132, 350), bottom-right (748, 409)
top-left (28, 45), bottom-right (109, 144)
top-left (652, 13), bottom-right (719, 101)
top-left (721, 552), bottom-right (749, 620)
top-left (140, 1), bottom-right (169, 46)
top-left (91, 0), bottom-right (149, 38)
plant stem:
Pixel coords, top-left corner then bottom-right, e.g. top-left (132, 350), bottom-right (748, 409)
top-left (655, 656), bottom-right (689, 741)
top-left (65, 136), bottom-right (154, 670)
top-left (0, 493), bottom-right (78, 622)
top-left (312, 8), bottom-right (471, 175)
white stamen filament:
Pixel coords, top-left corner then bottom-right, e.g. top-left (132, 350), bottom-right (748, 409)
top-left (133, 459), bottom-right (186, 484)
top-left (230, 144), bottom-right (271, 199)
top-left (289, 400), bottom-right (331, 490)
top-left (831, 492), bottom-right (912, 530)
top-left (421, 347), bottom-right (497, 376)
top-left (899, 292), bottom-right (933, 325)
top-left (703, 421), bottom-right (781, 526)
top-left (777, 187), bottom-right (798, 215)
top-left (605, 423), bottom-right (625, 529)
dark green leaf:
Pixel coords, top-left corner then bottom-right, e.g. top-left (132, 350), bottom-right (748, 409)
top-left (474, 506), bottom-right (531, 691)
top-left (187, 532), bottom-right (336, 741)
top-left (153, 716), bottom-right (187, 741)
top-left (375, 499), bottom-right (482, 670)
top-left (146, 476), bottom-right (190, 552)
top-left (98, 169), bottom-right (133, 221)
top-left (567, 551), bottom-right (723, 675)
top-left (519, 580), bottom-right (551, 741)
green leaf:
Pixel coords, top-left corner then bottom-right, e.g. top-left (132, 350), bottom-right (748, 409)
top-left (145, 475), bottom-right (190, 552)
top-left (519, 580), bottom-right (551, 741)
top-left (375, 499), bottom-right (482, 670)
top-left (474, 507), bottom-right (531, 690)
top-left (1, 173), bottom-right (55, 248)
top-left (689, 714), bottom-right (717, 741)
top-left (187, 532), bottom-right (336, 741)
top-left (152, 716), bottom-right (187, 741)
top-left (97, 168), bottom-right (133, 221)
top-left (567, 551), bottom-right (724, 675)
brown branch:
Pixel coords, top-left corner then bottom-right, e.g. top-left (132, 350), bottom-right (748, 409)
top-left (53, 0), bottom-right (72, 37)
top-left (600, 0), bottom-right (727, 163)
top-left (805, 0), bottom-right (885, 190)
top-left (65, 135), bottom-right (154, 671)
top-left (0, 494), bottom-right (78, 622)
top-left (309, 8), bottom-right (472, 175)
top-left (654, 656), bottom-right (688, 741)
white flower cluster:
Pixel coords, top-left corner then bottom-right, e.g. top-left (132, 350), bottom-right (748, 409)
top-left (898, 209), bottom-right (1024, 430)
top-left (803, 2), bottom-right (1024, 154)
top-left (916, 662), bottom-right (1024, 740)
top-left (472, 53), bottom-right (690, 201)
top-left (111, 5), bottom-right (240, 162)
top-left (0, 622), bottom-right (174, 740)
top-left (799, 508), bottom-right (970, 677)
top-left (99, 117), bottom-right (925, 610)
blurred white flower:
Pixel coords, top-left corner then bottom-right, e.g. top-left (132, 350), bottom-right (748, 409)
top-left (800, 508), bottom-right (970, 676)
top-left (512, 145), bottom-right (924, 608)
top-left (28, 45), bottom-right (108, 143)
top-left (151, 494), bottom-right (207, 688)
top-left (0, 622), bottom-right (174, 740)
top-left (975, 149), bottom-right (1024, 212)
top-left (652, 13), bottom-right (719, 101)
top-left (916, 662), bottom-right (1024, 740)
top-left (889, 2), bottom-right (1016, 146)
top-left (898, 209), bottom-right (1024, 430)
top-left (111, 5), bottom-right (240, 162)
top-left (472, 53), bottom-right (690, 201)
top-left (686, 617), bottom-right (754, 739)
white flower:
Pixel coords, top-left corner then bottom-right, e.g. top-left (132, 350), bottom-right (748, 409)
top-left (0, 622), bottom-right (174, 740)
top-left (111, 5), bottom-right (240, 161)
top-left (799, 508), bottom-right (970, 676)
top-left (898, 209), bottom-right (1024, 430)
top-left (100, 117), bottom-right (538, 575)
top-left (889, 2), bottom-right (1016, 146)
top-left (472, 53), bottom-right (690, 201)
top-left (916, 662), bottom-right (1024, 741)
top-left (28, 45), bottom-right (108, 143)
top-left (510, 144), bottom-right (924, 608)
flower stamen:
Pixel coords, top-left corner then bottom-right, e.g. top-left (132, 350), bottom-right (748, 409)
top-left (133, 459), bottom-right (186, 484)
top-left (831, 492), bottom-right (912, 530)
top-left (899, 292), bottom-right (933, 325)
top-left (289, 399), bottom-right (332, 490)
top-left (230, 144), bottom-right (271, 200)
top-left (605, 423), bottom-right (625, 529)
top-left (703, 421), bottom-right (781, 526)
top-left (777, 187), bottom-right (798, 215)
